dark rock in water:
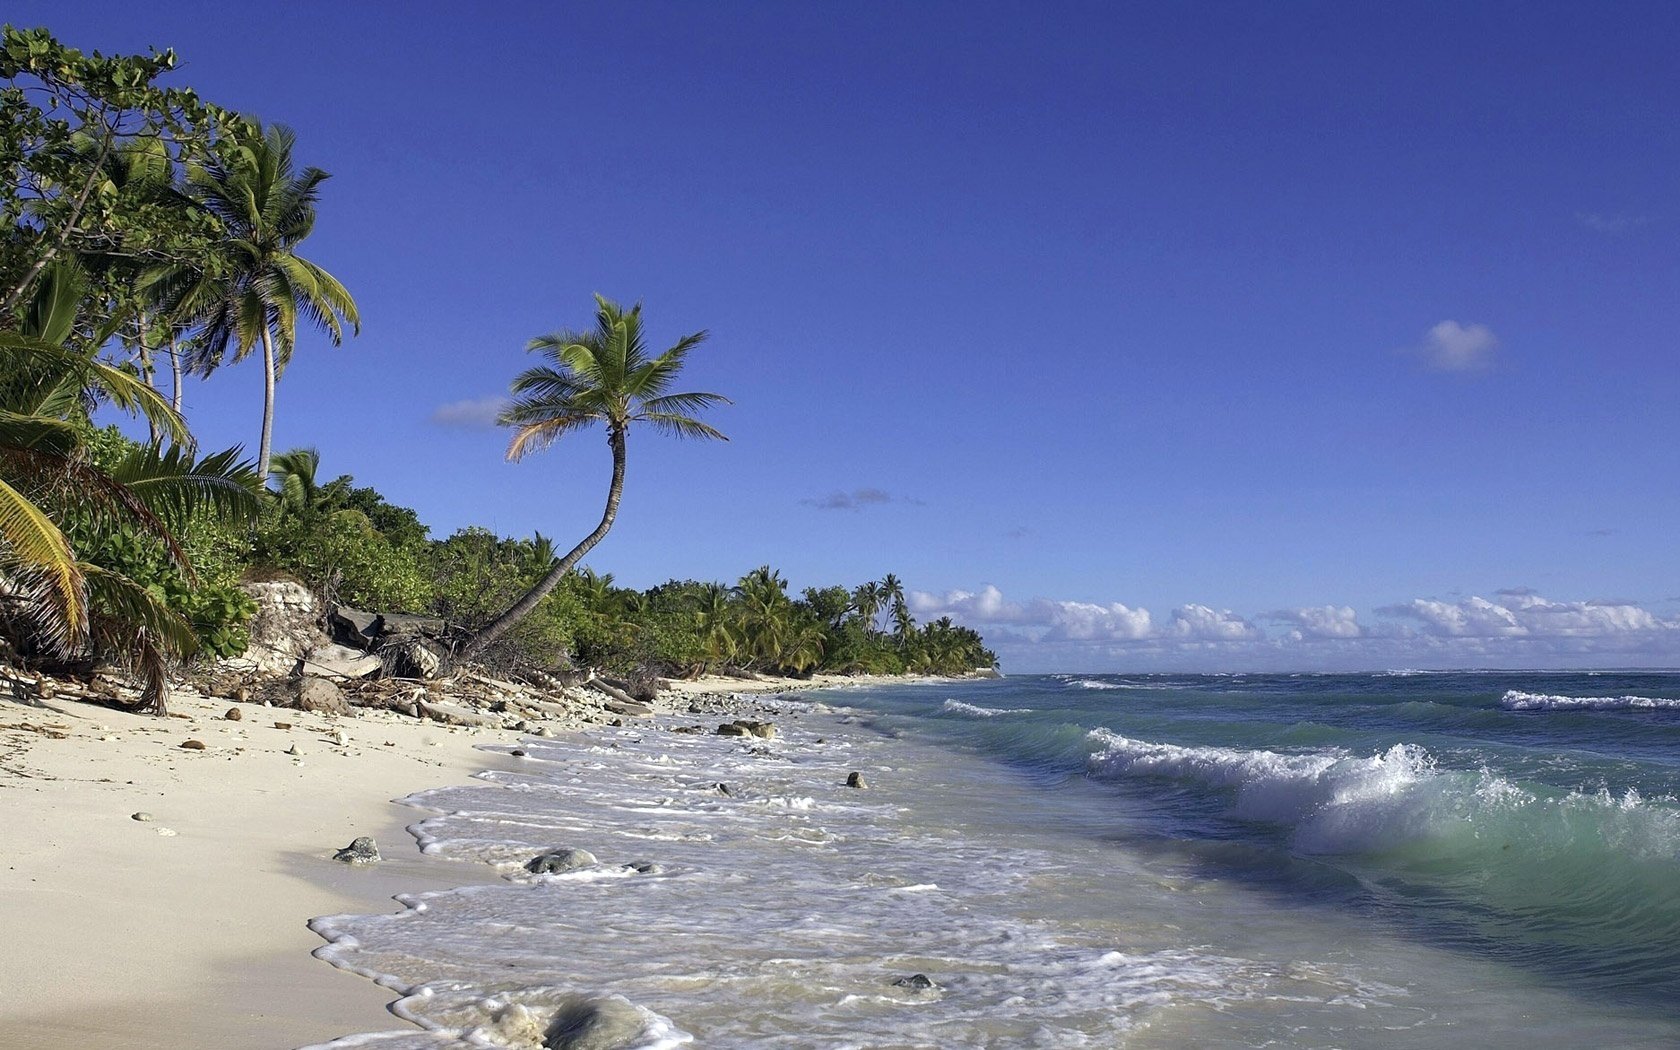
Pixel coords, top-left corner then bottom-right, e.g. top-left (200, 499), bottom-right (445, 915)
top-left (715, 782), bottom-right (733, 796)
top-left (179, 739), bottom-right (206, 750)
top-left (511, 749), bottom-right (528, 757)
top-left (846, 771), bottom-right (867, 789)
top-left (286, 676), bottom-right (349, 715)
top-left (543, 994), bottom-right (647, 1049)
top-left (623, 860), bottom-right (659, 874)
top-left (334, 836), bottom-right (381, 864)
top-left (717, 719), bottom-right (776, 739)
top-left (526, 847), bottom-right (598, 874)
top-left (893, 973), bottom-right (937, 990)
top-left (224, 707), bottom-right (243, 721)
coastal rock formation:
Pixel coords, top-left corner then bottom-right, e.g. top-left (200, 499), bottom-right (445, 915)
top-left (301, 642), bottom-right (383, 680)
top-left (542, 994), bottom-right (648, 1050)
top-left (286, 676), bottom-right (350, 715)
top-left (240, 580), bottom-right (329, 674)
top-left (333, 836), bottom-right (381, 864)
top-left (327, 605), bottom-right (448, 679)
top-left (525, 848), bottom-right (598, 874)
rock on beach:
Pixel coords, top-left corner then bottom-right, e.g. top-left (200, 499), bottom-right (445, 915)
top-left (526, 848), bottom-right (597, 874)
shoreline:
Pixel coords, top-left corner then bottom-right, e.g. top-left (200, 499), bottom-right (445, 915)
top-left (0, 670), bottom-right (951, 1049)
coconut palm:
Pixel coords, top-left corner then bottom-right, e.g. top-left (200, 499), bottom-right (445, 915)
top-left (149, 124), bottom-right (358, 477)
top-left (880, 573), bottom-right (908, 636)
top-left (696, 581), bottom-right (737, 668)
top-left (266, 446), bottom-right (323, 520)
top-left (0, 267), bottom-right (260, 709)
top-left (456, 295), bottom-right (728, 661)
top-left (852, 580), bottom-right (882, 637)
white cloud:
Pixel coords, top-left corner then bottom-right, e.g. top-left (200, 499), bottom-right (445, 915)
top-left (1167, 604), bottom-right (1259, 641)
top-left (909, 585), bottom-right (1024, 623)
top-left (1266, 605), bottom-right (1362, 639)
top-left (912, 584), bottom-right (1680, 672)
top-left (1415, 320), bottom-right (1498, 372)
top-left (1384, 592), bottom-right (1666, 639)
top-left (431, 395), bottom-right (509, 428)
top-left (1042, 601), bottom-right (1154, 642)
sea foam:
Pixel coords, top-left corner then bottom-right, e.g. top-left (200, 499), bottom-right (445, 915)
top-left (1500, 690), bottom-right (1680, 712)
top-left (940, 698), bottom-right (1032, 718)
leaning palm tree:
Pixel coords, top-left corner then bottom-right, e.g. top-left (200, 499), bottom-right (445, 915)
top-left (148, 124), bottom-right (359, 477)
top-left (456, 295), bottom-right (728, 662)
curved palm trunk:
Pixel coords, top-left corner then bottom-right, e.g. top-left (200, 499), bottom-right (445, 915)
top-left (457, 425), bottom-right (627, 663)
top-left (257, 324), bottom-right (278, 477)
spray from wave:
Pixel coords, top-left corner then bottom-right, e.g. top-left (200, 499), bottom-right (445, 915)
top-left (1500, 690), bottom-right (1680, 712)
top-left (940, 699), bottom-right (1033, 718)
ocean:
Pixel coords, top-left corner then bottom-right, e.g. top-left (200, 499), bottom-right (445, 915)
top-left (308, 671), bottom-right (1680, 1048)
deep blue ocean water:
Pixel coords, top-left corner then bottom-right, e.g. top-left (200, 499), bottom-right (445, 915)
top-left (861, 671), bottom-right (1680, 1010)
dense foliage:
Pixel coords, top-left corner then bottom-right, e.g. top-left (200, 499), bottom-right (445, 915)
top-left (0, 26), bottom-right (994, 712)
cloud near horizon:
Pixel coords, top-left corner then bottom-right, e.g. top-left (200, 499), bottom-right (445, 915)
top-left (430, 395), bottom-right (510, 428)
top-left (910, 585), bottom-right (1680, 670)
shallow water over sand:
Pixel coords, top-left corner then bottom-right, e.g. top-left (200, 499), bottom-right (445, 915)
top-left (308, 677), bottom-right (1680, 1048)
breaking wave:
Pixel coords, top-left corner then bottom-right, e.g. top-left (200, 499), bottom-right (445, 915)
top-left (1500, 690), bottom-right (1680, 712)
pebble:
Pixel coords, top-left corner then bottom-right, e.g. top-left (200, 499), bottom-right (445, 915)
top-left (131, 812), bottom-right (154, 822)
top-left (511, 748), bottom-right (528, 757)
top-left (333, 836), bottom-right (382, 864)
top-left (273, 722), bottom-right (292, 730)
top-left (285, 744), bottom-right (301, 756)
top-left (155, 827), bottom-right (178, 837)
top-left (179, 739), bottom-right (206, 750)
top-left (224, 707), bottom-right (243, 721)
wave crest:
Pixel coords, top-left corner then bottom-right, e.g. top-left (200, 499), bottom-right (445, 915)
top-left (1500, 690), bottom-right (1680, 712)
top-left (940, 699), bottom-right (1032, 718)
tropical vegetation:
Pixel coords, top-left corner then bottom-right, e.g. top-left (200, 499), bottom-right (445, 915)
top-left (0, 25), bottom-right (994, 714)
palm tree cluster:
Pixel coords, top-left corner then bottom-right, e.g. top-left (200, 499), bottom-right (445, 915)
top-left (557, 565), bottom-right (996, 679)
top-left (3, 36), bottom-right (351, 710)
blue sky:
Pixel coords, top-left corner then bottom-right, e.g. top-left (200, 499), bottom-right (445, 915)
top-left (26, 1), bottom-right (1680, 670)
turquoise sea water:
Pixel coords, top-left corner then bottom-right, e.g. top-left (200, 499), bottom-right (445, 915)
top-left (310, 671), bottom-right (1680, 1048)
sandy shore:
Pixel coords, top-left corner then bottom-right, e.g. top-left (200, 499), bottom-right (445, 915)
top-left (0, 670), bottom-right (944, 1048)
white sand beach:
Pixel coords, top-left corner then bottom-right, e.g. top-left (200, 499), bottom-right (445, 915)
top-left (0, 672), bottom-right (933, 1048)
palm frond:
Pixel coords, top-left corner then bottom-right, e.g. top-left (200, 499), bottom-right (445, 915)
top-left (0, 477), bottom-right (84, 653)
top-left (109, 444), bottom-right (262, 527)
top-left (0, 334), bottom-right (190, 446)
top-left (83, 562), bottom-right (198, 714)
top-left (505, 414), bottom-right (596, 462)
top-left (636, 412), bottom-right (729, 441)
